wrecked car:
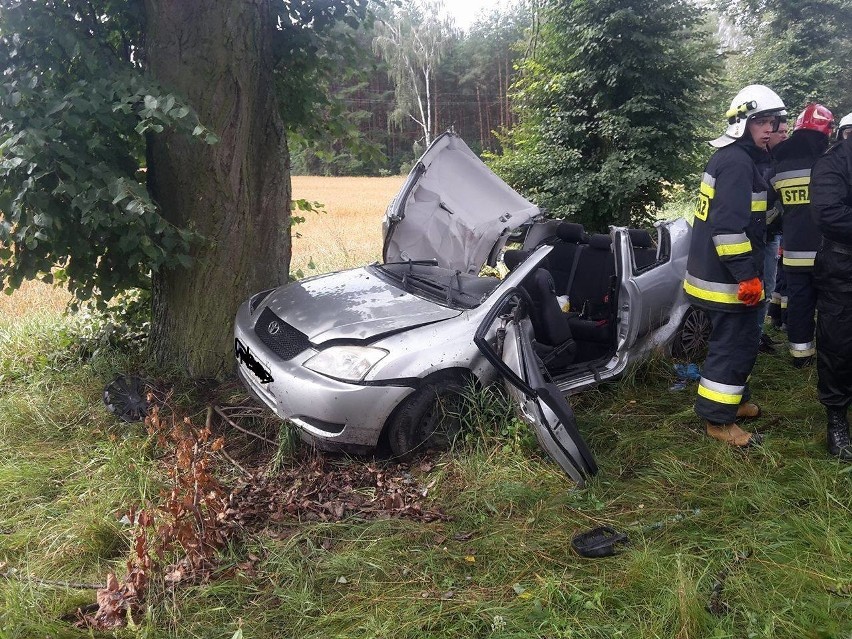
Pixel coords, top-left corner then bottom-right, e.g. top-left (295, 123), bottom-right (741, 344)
top-left (234, 132), bottom-right (698, 485)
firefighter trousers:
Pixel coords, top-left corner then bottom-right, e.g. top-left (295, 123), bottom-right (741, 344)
top-left (815, 287), bottom-right (852, 410)
top-left (784, 269), bottom-right (817, 359)
top-left (767, 267), bottom-right (787, 328)
top-left (695, 307), bottom-right (761, 424)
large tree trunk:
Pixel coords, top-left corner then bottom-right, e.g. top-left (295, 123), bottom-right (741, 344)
top-left (144, 0), bottom-right (291, 378)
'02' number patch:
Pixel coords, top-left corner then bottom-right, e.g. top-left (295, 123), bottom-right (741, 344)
top-left (695, 193), bottom-right (710, 222)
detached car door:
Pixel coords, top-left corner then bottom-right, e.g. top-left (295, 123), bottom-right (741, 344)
top-left (474, 288), bottom-right (598, 486)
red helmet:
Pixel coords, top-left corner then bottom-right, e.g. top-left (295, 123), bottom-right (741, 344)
top-left (794, 103), bottom-right (834, 136)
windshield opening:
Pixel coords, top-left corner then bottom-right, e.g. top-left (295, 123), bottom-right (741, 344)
top-left (371, 262), bottom-right (500, 310)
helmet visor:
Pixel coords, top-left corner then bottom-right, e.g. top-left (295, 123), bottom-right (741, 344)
top-left (750, 113), bottom-right (785, 132)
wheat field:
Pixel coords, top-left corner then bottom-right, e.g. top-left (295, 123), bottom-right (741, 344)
top-left (0, 279), bottom-right (70, 323)
top-left (290, 175), bottom-right (405, 276)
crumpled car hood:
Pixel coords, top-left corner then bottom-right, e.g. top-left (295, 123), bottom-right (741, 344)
top-left (383, 132), bottom-right (542, 274)
top-left (264, 267), bottom-right (461, 344)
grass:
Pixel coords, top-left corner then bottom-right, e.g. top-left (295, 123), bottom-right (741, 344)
top-left (1, 177), bottom-right (850, 638)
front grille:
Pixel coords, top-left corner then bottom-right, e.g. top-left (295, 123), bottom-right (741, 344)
top-left (254, 307), bottom-right (311, 360)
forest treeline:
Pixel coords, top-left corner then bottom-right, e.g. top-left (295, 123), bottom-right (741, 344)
top-left (297, 0), bottom-right (852, 227)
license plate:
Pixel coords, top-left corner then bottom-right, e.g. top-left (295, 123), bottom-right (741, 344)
top-left (235, 338), bottom-right (274, 384)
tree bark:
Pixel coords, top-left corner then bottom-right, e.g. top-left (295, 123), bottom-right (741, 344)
top-left (145, 0), bottom-right (291, 378)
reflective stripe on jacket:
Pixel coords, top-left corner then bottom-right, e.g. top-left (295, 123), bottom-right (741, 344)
top-left (684, 140), bottom-right (768, 312)
top-left (771, 133), bottom-right (827, 271)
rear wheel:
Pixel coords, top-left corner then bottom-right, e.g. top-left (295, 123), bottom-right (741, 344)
top-left (386, 377), bottom-right (468, 460)
top-left (672, 306), bottom-right (711, 361)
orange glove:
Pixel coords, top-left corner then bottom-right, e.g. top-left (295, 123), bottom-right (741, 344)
top-left (737, 277), bottom-right (763, 306)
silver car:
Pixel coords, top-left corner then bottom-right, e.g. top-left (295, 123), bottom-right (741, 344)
top-left (234, 132), bottom-right (696, 485)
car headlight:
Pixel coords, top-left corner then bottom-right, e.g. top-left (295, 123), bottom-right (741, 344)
top-left (303, 346), bottom-right (388, 381)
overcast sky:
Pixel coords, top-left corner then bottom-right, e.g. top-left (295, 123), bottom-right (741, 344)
top-left (444, 0), bottom-right (513, 31)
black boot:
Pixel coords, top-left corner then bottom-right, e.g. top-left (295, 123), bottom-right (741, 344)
top-left (826, 408), bottom-right (852, 462)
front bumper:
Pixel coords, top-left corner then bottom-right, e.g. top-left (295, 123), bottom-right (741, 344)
top-left (234, 300), bottom-right (415, 450)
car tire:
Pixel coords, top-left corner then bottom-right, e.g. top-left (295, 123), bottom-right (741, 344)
top-left (672, 306), bottom-right (712, 361)
top-left (386, 376), bottom-right (468, 460)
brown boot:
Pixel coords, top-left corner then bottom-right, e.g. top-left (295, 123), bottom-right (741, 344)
top-left (736, 402), bottom-right (761, 419)
top-left (706, 422), bottom-right (763, 448)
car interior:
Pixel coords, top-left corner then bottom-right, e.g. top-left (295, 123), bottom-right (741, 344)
top-left (505, 221), bottom-right (662, 375)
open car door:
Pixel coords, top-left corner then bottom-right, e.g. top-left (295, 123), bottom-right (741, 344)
top-left (474, 288), bottom-right (598, 486)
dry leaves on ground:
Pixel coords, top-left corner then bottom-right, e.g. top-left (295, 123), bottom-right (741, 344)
top-left (228, 454), bottom-right (447, 529)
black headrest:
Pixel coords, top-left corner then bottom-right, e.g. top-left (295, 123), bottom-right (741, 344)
top-left (588, 233), bottom-right (612, 250)
top-left (556, 222), bottom-right (586, 244)
top-left (503, 249), bottom-right (532, 271)
top-left (628, 229), bottom-right (654, 248)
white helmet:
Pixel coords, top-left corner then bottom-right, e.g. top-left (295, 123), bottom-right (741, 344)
top-left (709, 84), bottom-right (787, 148)
top-left (838, 112), bottom-right (852, 140)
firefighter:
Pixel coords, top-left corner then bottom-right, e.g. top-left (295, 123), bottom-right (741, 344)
top-left (837, 113), bottom-right (852, 140)
top-left (684, 84), bottom-right (786, 447)
top-left (770, 104), bottom-right (834, 367)
top-left (811, 111), bottom-right (852, 461)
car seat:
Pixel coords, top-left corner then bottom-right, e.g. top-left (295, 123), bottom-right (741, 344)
top-left (565, 233), bottom-right (616, 359)
top-left (523, 268), bottom-right (576, 370)
top-left (547, 222), bottom-right (588, 295)
top-left (503, 249), bottom-right (535, 272)
top-left (567, 233), bottom-right (614, 318)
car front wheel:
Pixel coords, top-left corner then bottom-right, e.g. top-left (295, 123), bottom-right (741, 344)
top-left (672, 306), bottom-right (711, 361)
top-left (386, 376), bottom-right (468, 460)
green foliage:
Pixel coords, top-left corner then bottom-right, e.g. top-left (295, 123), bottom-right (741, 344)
top-left (0, 0), bottom-right (381, 307)
top-left (0, 1), bottom-right (215, 306)
top-left (277, 0), bottom-right (386, 165)
top-left (719, 0), bottom-right (852, 116)
top-left (71, 289), bottom-right (151, 360)
top-left (489, 0), bottom-right (721, 231)
top-left (288, 75), bottom-right (390, 176)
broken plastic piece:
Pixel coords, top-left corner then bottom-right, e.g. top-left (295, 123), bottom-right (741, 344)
top-left (571, 526), bottom-right (629, 558)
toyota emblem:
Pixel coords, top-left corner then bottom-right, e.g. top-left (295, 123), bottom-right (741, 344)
top-left (267, 320), bottom-right (280, 335)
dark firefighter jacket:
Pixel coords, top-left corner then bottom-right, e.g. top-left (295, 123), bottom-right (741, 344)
top-left (684, 138), bottom-right (770, 312)
top-left (812, 134), bottom-right (852, 293)
top-left (771, 131), bottom-right (830, 271)
top-left (756, 152), bottom-right (782, 236)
